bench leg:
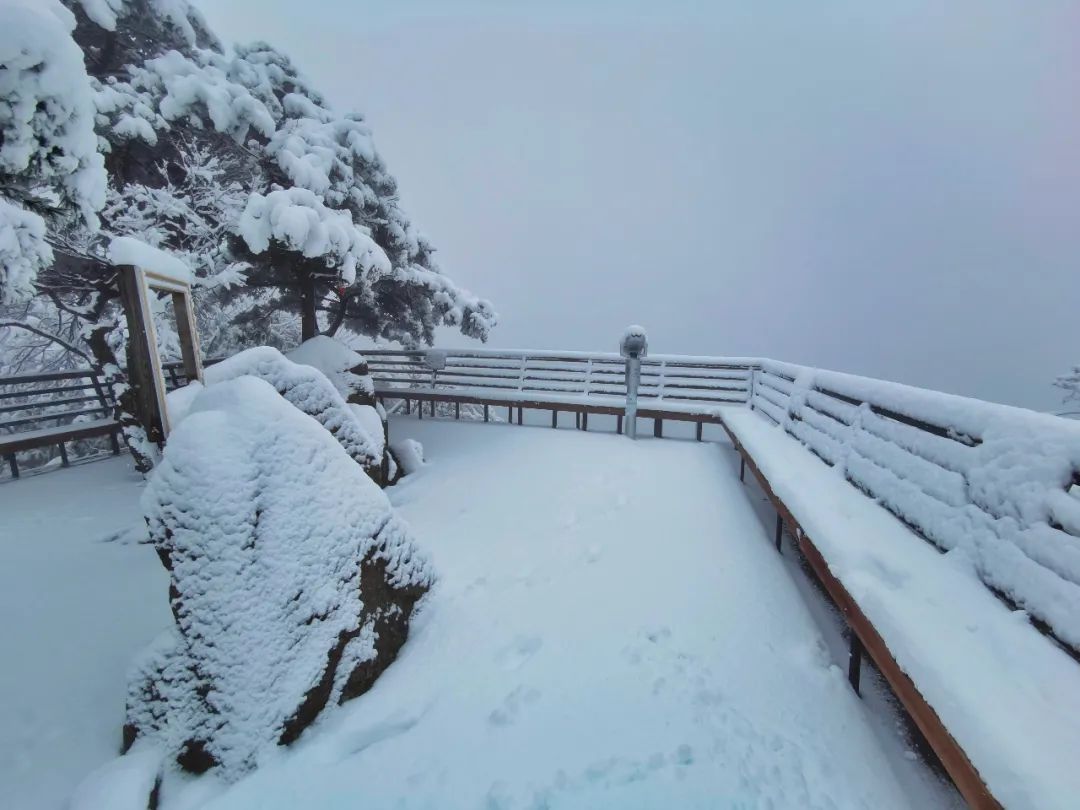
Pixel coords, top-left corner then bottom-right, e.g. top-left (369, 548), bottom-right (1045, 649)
top-left (739, 456), bottom-right (745, 482)
top-left (575, 412), bottom-right (581, 430)
top-left (517, 407), bottom-right (523, 425)
top-left (551, 410), bottom-right (558, 429)
top-left (508, 405), bottom-right (513, 423)
top-left (430, 400), bottom-right (436, 417)
top-left (5, 454), bottom-right (17, 479)
top-left (484, 404), bottom-right (489, 423)
top-left (110, 430), bottom-right (121, 455)
top-left (774, 512), bottom-right (783, 552)
top-left (418, 400), bottom-right (423, 420)
top-left (405, 398), bottom-right (411, 415)
top-left (654, 418), bottom-right (663, 438)
top-left (455, 402), bottom-right (460, 420)
top-left (617, 414), bottom-right (624, 434)
top-left (58, 442), bottom-right (70, 467)
top-left (581, 412), bottom-right (588, 431)
top-left (848, 631), bottom-right (863, 696)
top-left (695, 422), bottom-right (703, 442)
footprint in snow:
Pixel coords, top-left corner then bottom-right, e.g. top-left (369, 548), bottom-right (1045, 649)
top-left (496, 635), bottom-right (543, 671)
top-left (488, 685), bottom-right (541, 727)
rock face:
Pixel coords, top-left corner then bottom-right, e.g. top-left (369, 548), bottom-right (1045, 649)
top-left (124, 375), bottom-right (432, 779)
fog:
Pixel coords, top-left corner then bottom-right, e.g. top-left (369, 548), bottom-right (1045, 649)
top-left (197, 1), bottom-right (1080, 411)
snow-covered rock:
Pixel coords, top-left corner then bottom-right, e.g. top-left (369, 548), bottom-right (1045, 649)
top-left (204, 346), bottom-right (382, 472)
top-left (285, 335), bottom-right (375, 403)
top-left (391, 438), bottom-right (425, 478)
top-left (124, 375), bottom-right (433, 780)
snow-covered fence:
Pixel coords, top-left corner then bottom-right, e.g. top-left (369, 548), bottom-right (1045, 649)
top-left (367, 348), bottom-right (755, 434)
top-left (748, 359), bottom-right (1080, 656)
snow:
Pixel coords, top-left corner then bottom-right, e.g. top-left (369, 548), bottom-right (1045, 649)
top-left (108, 235), bottom-right (193, 285)
top-left (722, 405), bottom-right (1080, 810)
top-left (389, 437), bottom-right (424, 476)
top-left (285, 335), bottom-right (375, 400)
top-left (0, 0), bottom-right (105, 301)
top-left (203, 346), bottom-right (382, 468)
top-left (150, 419), bottom-right (931, 809)
top-left (350, 404), bottom-right (385, 457)
top-left (750, 359), bottom-right (1080, 650)
top-left (0, 197), bottom-right (52, 303)
top-left (127, 376), bottom-right (432, 778)
top-left (0, 419), bottom-right (965, 809)
top-left (0, 457), bottom-right (169, 810)
top-left (70, 742), bottom-right (164, 810)
top-left (237, 187), bottom-right (390, 285)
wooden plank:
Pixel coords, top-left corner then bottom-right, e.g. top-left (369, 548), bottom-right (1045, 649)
top-left (0, 382), bottom-right (98, 400)
top-left (0, 418), bottom-right (119, 454)
top-left (0, 405), bottom-right (110, 430)
top-left (0, 369), bottom-right (95, 385)
top-left (0, 394), bottom-right (104, 416)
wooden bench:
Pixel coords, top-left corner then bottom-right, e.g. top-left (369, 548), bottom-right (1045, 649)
top-left (722, 360), bottom-right (1080, 810)
top-left (0, 369), bottom-right (122, 478)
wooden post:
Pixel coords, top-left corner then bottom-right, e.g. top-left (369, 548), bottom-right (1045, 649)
top-left (171, 289), bottom-right (204, 384)
top-left (381, 420), bottom-right (390, 486)
top-left (117, 265), bottom-right (167, 445)
top-left (848, 631), bottom-right (863, 695)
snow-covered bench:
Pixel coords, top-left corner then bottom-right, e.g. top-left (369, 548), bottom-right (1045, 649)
top-left (0, 369), bottom-right (121, 477)
top-left (721, 361), bottom-right (1080, 810)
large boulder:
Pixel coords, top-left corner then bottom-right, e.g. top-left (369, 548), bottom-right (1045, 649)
top-left (124, 375), bottom-right (433, 779)
top-left (204, 346), bottom-right (384, 478)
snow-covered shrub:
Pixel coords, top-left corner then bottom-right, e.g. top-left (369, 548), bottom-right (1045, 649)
top-left (204, 346), bottom-right (382, 472)
top-left (125, 375), bottom-right (433, 778)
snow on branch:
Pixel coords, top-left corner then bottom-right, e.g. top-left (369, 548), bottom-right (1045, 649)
top-left (238, 187), bottom-right (390, 285)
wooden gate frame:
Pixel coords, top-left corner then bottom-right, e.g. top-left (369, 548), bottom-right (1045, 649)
top-left (118, 264), bottom-right (203, 443)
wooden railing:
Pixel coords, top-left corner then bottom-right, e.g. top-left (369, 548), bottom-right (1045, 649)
top-left (0, 360), bottom-right (198, 477)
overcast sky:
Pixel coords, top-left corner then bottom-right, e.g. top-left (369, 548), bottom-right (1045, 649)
top-left (197, 1), bottom-right (1080, 411)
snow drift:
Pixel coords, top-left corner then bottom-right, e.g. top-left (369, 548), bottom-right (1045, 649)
top-left (124, 375), bottom-right (433, 779)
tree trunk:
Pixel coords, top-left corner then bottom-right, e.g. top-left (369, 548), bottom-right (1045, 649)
top-left (300, 275), bottom-right (318, 341)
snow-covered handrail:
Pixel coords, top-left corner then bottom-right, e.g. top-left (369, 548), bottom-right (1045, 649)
top-left (366, 348), bottom-right (755, 414)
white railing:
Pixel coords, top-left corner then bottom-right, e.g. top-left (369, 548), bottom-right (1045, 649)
top-left (366, 347), bottom-right (757, 416)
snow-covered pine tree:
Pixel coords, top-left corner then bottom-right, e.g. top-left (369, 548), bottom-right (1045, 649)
top-left (0, 0), bottom-right (105, 305)
top-left (67, 0), bottom-right (496, 347)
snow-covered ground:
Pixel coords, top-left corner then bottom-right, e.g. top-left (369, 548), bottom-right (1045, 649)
top-left (1, 419), bottom-right (958, 808)
top-left (0, 458), bottom-right (168, 810)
